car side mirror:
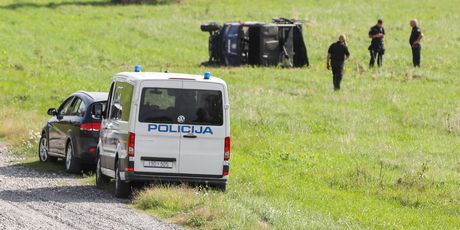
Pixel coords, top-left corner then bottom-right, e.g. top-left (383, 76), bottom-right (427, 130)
top-left (92, 103), bottom-right (103, 119)
top-left (47, 108), bottom-right (57, 116)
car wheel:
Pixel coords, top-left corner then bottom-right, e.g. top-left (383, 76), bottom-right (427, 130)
top-left (38, 136), bottom-right (49, 162)
top-left (114, 160), bottom-right (131, 198)
top-left (65, 140), bottom-right (81, 173)
top-left (96, 155), bottom-right (110, 188)
top-left (38, 135), bottom-right (57, 162)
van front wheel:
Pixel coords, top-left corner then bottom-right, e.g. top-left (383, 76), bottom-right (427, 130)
top-left (114, 161), bottom-right (131, 198)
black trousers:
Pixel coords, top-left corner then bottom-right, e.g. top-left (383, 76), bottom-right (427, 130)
top-left (412, 44), bottom-right (421, 67)
top-left (369, 49), bottom-right (383, 67)
top-left (331, 61), bottom-right (344, 90)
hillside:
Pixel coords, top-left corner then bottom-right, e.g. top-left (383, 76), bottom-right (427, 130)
top-left (0, 0), bottom-right (459, 228)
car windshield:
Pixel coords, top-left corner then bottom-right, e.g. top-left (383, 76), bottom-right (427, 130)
top-left (139, 88), bottom-right (223, 126)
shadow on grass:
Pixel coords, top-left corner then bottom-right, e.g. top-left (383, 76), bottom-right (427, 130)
top-left (0, 0), bottom-right (176, 10)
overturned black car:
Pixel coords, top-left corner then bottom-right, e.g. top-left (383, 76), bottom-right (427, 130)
top-left (201, 18), bottom-right (309, 67)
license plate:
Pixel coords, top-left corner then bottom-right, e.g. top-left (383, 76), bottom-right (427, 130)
top-left (143, 161), bottom-right (173, 168)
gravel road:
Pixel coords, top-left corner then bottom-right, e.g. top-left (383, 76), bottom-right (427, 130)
top-left (0, 143), bottom-right (178, 230)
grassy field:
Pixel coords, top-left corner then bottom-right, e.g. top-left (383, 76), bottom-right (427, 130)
top-left (1, 0), bottom-right (459, 229)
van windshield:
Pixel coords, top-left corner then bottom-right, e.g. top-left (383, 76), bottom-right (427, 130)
top-left (139, 88), bottom-right (223, 126)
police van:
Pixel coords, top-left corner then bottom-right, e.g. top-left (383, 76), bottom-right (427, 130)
top-left (95, 69), bottom-right (230, 198)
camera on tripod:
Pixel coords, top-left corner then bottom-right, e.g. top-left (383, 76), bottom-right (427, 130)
top-left (201, 18), bottom-right (309, 67)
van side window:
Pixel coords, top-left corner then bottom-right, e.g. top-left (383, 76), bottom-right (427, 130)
top-left (109, 86), bottom-right (121, 120)
top-left (109, 82), bottom-right (134, 121)
top-left (106, 82), bottom-right (115, 119)
top-left (139, 88), bottom-right (223, 126)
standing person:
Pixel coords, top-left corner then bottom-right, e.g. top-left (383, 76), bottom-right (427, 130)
top-left (409, 19), bottom-right (424, 67)
top-left (327, 34), bottom-right (350, 91)
top-left (368, 19), bottom-right (385, 68)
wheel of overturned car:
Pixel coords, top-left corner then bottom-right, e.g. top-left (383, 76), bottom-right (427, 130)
top-left (38, 135), bottom-right (57, 162)
top-left (96, 155), bottom-right (110, 188)
top-left (65, 140), bottom-right (81, 173)
top-left (114, 160), bottom-right (131, 198)
top-left (200, 22), bottom-right (221, 32)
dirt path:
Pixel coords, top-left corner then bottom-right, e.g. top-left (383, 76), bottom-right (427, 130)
top-left (0, 144), bottom-right (178, 230)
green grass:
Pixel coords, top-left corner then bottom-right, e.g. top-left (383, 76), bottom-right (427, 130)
top-left (1, 0), bottom-right (459, 229)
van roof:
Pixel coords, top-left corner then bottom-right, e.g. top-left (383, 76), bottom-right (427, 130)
top-left (115, 72), bottom-right (227, 85)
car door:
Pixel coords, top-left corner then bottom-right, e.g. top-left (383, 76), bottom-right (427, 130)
top-left (48, 96), bottom-right (74, 155)
top-left (56, 97), bottom-right (82, 154)
top-left (134, 80), bottom-right (182, 173)
top-left (179, 81), bottom-right (227, 175)
top-left (101, 81), bottom-right (133, 170)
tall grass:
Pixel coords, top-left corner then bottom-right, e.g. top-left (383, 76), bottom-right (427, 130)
top-left (0, 0), bottom-right (459, 228)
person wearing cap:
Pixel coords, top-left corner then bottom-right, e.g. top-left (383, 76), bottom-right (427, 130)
top-left (409, 19), bottom-right (424, 67)
top-left (368, 19), bottom-right (385, 68)
top-left (327, 34), bottom-right (350, 91)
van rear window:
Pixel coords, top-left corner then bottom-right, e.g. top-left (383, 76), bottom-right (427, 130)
top-left (139, 88), bottom-right (223, 126)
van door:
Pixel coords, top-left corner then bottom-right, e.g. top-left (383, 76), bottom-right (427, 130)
top-left (179, 81), bottom-right (226, 176)
top-left (135, 80), bottom-right (183, 173)
top-left (101, 81), bottom-right (134, 170)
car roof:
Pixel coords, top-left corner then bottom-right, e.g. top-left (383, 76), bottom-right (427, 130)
top-left (114, 72), bottom-right (227, 85)
top-left (74, 91), bottom-right (108, 102)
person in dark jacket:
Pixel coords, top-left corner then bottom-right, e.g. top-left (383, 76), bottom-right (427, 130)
top-left (327, 34), bottom-right (350, 91)
top-left (368, 19), bottom-right (385, 67)
top-left (409, 19), bottom-right (424, 67)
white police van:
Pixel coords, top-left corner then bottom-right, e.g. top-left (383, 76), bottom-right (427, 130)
top-left (95, 69), bottom-right (230, 198)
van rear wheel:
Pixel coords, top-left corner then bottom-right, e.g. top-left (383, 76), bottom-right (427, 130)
top-left (214, 183), bottom-right (227, 192)
top-left (114, 161), bottom-right (131, 198)
top-left (96, 155), bottom-right (110, 188)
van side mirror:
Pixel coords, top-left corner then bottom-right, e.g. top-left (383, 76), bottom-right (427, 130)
top-left (47, 108), bottom-right (57, 116)
top-left (92, 103), bottom-right (103, 119)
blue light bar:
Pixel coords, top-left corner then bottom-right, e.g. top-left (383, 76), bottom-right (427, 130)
top-left (204, 71), bottom-right (211, 80)
top-left (134, 65), bottom-right (142, 72)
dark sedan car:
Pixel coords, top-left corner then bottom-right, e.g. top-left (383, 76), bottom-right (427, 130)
top-left (38, 91), bottom-right (108, 173)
